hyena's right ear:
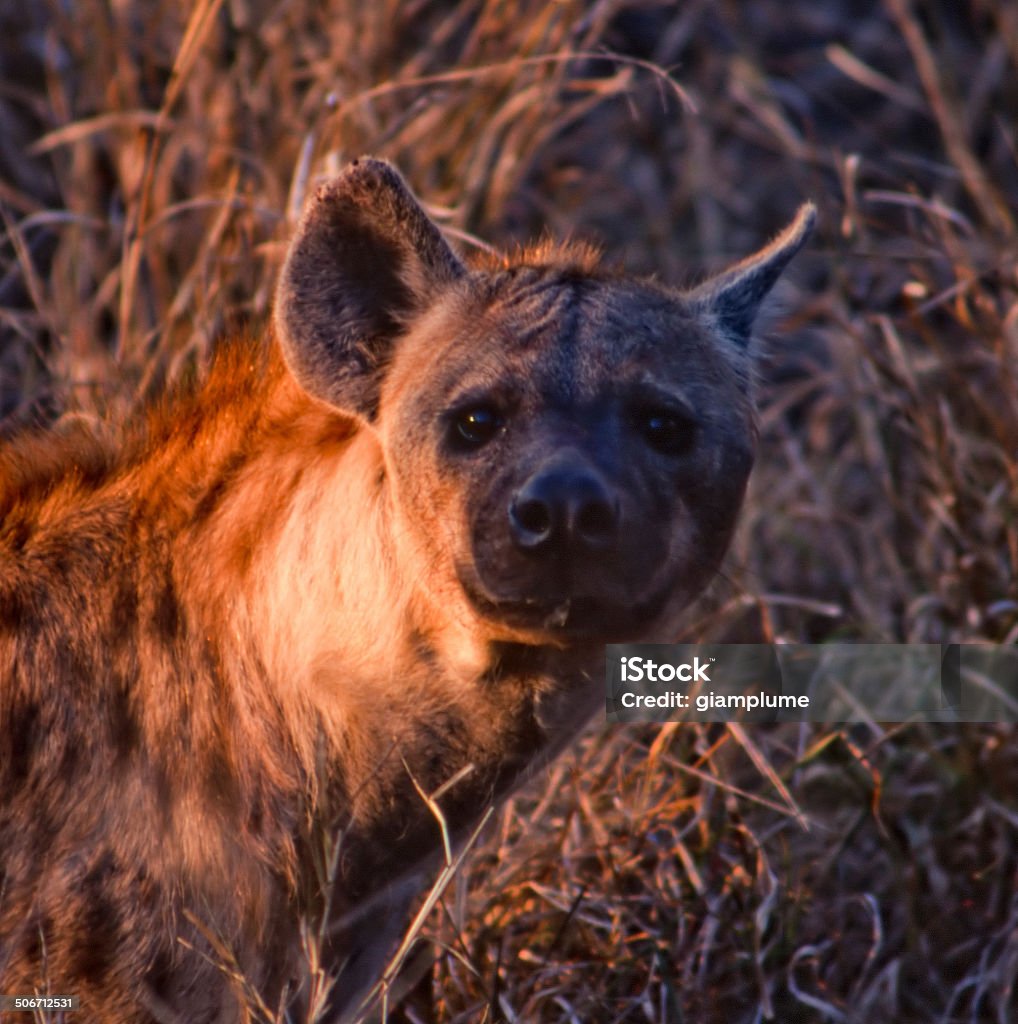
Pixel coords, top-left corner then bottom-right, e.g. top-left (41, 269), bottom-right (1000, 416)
top-left (274, 158), bottom-right (465, 420)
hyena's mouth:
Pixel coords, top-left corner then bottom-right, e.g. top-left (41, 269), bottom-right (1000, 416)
top-left (457, 570), bottom-right (683, 641)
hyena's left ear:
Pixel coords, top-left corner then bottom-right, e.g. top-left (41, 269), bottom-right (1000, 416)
top-left (687, 203), bottom-right (816, 351)
top-left (274, 158), bottom-right (465, 419)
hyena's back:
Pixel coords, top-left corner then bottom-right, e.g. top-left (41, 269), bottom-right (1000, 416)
top-left (0, 158), bottom-right (812, 1023)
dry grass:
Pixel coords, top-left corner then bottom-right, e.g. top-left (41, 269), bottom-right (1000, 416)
top-left (1, 1), bottom-right (1017, 1021)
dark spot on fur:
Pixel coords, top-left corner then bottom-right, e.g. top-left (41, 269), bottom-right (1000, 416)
top-left (406, 629), bottom-right (437, 672)
top-left (111, 574), bottom-right (139, 636)
top-left (146, 950), bottom-right (177, 1004)
top-left (191, 448), bottom-right (251, 525)
top-left (0, 581), bottom-right (34, 633)
top-left (72, 854), bottom-right (122, 984)
top-left (4, 700), bottom-right (41, 788)
top-left (2, 517), bottom-right (31, 551)
top-left (110, 680), bottom-right (140, 760)
top-left (45, 545), bottom-right (73, 578)
top-left (246, 794), bottom-right (264, 838)
top-left (152, 572), bottom-right (182, 642)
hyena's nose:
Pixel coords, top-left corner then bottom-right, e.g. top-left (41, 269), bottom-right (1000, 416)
top-left (510, 455), bottom-right (618, 553)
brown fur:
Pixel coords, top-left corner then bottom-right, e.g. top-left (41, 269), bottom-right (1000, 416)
top-left (0, 158), bottom-right (813, 1022)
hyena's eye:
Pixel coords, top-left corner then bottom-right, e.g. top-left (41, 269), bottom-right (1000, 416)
top-left (633, 406), bottom-right (697, 457)
top-left (449, 405), bottom-right (504, 450)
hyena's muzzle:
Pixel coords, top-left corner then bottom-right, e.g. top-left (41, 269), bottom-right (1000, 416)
top-left (458, 397), bottom-right (754, 641)
top-left (470, 441), bottom-right (678, 638)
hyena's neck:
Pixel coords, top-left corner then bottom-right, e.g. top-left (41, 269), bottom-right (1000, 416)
top-left (167, 342), bottom-right (414, 704)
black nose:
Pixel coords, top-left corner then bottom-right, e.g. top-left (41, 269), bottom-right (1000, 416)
top-left (509, 454), bottom-right (619, 553)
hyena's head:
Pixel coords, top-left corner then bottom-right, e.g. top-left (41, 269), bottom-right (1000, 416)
top-left (275, 159), bottom-right (813, 645)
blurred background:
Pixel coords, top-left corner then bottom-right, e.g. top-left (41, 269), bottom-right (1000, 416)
top-left (1, 1), bottom-right (1016, 1020)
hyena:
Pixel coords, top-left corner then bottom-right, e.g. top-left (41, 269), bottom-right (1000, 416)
top-left (0, 158), bottom-right (813, 1022)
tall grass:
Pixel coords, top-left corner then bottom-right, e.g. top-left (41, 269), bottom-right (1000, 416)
top-left (1, 1), bottom-right (1016, 1020)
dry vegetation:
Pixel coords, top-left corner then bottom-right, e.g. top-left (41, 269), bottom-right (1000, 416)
top-left (1, 0), bottom-right (1017, 1021)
